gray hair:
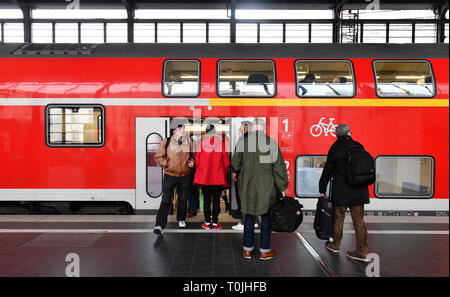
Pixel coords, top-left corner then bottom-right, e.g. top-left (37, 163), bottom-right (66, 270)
top-left (335, 124), bottom-right (351, 137)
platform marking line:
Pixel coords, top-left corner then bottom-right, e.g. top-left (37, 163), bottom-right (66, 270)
top-left (294, 231), bottom-right (337, 277)
top-left (0, 229), bottom-right (447, 234)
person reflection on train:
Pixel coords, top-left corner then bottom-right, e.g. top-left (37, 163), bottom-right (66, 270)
top-left (194, 124), bottom-right (230, 230)
top-left (153, 122), bottom-right (195, 235)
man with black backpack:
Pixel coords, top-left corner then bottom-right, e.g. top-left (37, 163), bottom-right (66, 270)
top-left (319, 124), bottom-right (374, 263)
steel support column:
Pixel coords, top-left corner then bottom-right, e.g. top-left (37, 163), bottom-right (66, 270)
top-left (435, 3), bottom-right (449, 43)
top-left (10, 0), bottom-right (31, 42)
top-left (121, 0), bottom-right (135, 43)
top-left (333, 0), bottom-right (347, 43)
top-left (230, 0), bottom-right (236, 43)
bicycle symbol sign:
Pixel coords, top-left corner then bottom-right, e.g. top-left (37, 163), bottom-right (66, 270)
top-left (310, 117), bottom-right (338, 137)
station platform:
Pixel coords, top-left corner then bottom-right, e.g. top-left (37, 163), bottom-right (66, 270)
top-left (0, 215), bottom-right (448, 277)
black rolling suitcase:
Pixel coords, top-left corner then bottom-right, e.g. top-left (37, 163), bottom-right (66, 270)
top-left (313, 196), bottom-right (334, 241)
top-left (269, 193), bottom-right (304, 233)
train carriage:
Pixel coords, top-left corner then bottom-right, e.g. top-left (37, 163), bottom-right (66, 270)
top-left (0, 43), bottom-right (448, 215)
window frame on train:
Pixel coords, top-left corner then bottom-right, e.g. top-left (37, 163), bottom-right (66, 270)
top-left (216, 59), bottom-right (277, 98)
top-left (45, 104), bottom-right (106, 148)
top-left (295, 59), bottom-right (357, 99)
top-left (374, 155), bottom-right (435, 199)
top-left (162, 59), bottom-right (201, 98)
top-left (294, 155), bottom-right (331, 198)
top-left (372, 59), bottom-right (437, 99)
top-left (146, 132), bottom-right (164, 198)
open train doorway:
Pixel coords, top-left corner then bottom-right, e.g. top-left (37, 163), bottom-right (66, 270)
top-left (136, 117), bottom-right (264, 225)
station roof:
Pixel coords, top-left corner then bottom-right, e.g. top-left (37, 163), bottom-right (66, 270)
top-left (0, 0), bottom-right (448, 10)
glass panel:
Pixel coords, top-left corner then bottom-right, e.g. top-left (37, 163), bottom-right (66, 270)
top-left (362, 23), bottom-right (386, 43)
top-left (218, 60), bottom-right (275, 97)
top-left (147, 133), bottom-right (163, 198)
top-left (47, 106), bottom-right (103, 146)
top-left (33, 9), bottom-right (127, 19)
top-left (55, 23), bottom-right (78, 43)
top-left (106, 23), bottom-right (127, 43)
top-left (375, 156), bottom-right (434, 198)
top-left (163, 60), bottom-right (200, 97)
top-left (236, 23), bottom-right (257, 43)
top-left (134, 23), bottom-right (155, 43)
top-left (311, 24), bottom-right (332, 43)
top-left (286, 24), bottom-right (309, 43)
top-left (158, 23), bottom-right (180, 43)
top-left (31, 23), bottom-right (52, 43)
top-left (236, 10), bottom-right (333, 19)
top-left (296, 61), bottom-right (355, 97)
top-left (3, 23), bottom-right (24, 43)
top-left (260, 24), bottom-right (283, 43)
top-left (415, 24), bottom-right (436, 43)
top-left (389, 24), bottom-right (412, 43)
top-left (183, 23), bottom-right (206, 43)
top-left (296, 156), bottom-right (330, 198)
top-left (209, 23), bottom-right (230, 43)
top-left (135, 9), bottom-right (228, 19)
top-left (80, 23), bottom-right (104, 43)
top-left (374, 61), bottom-right (435, 97)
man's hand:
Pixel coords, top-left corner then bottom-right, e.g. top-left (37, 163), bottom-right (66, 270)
top-left (232, 173), bottom-right (238, 182)
top-left (161, 159), bottom-right (168, 168)
top-left (188, 159), bottom-right (194, 168)
top-left (320, 193), bottom-right (325, 197)
top-left (281, 191), bottom-right (286, 197)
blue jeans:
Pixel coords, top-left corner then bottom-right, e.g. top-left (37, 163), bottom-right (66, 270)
top-left (243, 213), bottom-right (271, 253)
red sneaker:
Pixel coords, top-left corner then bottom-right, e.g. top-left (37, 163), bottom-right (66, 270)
top-left (202, 222), bottom-right (211, 230)
top-left (212, 223), bottom-right (222, 230)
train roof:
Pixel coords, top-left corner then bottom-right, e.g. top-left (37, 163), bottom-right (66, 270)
top-left (0, 43), bottom-right (448, 58)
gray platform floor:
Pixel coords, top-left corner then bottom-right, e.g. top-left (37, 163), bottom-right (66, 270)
top-left (0, 215), bottom-right (448, 277)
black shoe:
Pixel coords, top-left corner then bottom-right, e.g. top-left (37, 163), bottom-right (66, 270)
top-left (153, 226), bottom-right (163, 235)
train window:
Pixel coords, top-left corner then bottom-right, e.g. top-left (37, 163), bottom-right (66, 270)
top-left (46, 105), bottom-right (104, 147)
top-left (295, 155), bottom-right (330, 198)
top-left (146, 133), bottom-right (163, 198)
top-left (217, 60), bottom-right (276, 97)
top-left (373, 61), bottom-right (435, 98)
top-left (296, 60), bottom-right (355, 98)
top-left (375, 156), bottom-right (434, 198)
top-left (163, 60), bottom-right (200, 97)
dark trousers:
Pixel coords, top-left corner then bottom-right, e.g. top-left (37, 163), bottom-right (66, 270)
top-left (202, 185), bottom-right (223, 224)
top-left (333, 205), bottom-right (369, 256)
top-left (156, 174), bottom-right (190, 229)
top-left (243, 213), bottom-right (271, 253)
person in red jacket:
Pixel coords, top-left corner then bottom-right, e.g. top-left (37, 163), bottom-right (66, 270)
top-left (194, 124), bottom-right (230, 230)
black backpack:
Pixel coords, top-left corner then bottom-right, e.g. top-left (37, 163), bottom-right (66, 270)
top-left (345, 143), bottom-right (375, 188)
top-left (269, 194), bottom-right (304, 233)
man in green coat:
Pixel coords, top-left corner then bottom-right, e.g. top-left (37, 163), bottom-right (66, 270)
top-left (232, 119), bottom-right (289, 260)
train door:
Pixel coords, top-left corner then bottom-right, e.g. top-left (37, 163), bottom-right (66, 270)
top-left (136, 117), bottom-right (169, 210)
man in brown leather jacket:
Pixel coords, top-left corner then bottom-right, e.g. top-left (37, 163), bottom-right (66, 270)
top-left (153, 123), bottom-right (194, 235)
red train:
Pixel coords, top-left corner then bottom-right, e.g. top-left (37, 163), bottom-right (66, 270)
top-left (0, 43), bottom-right (448, 215)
